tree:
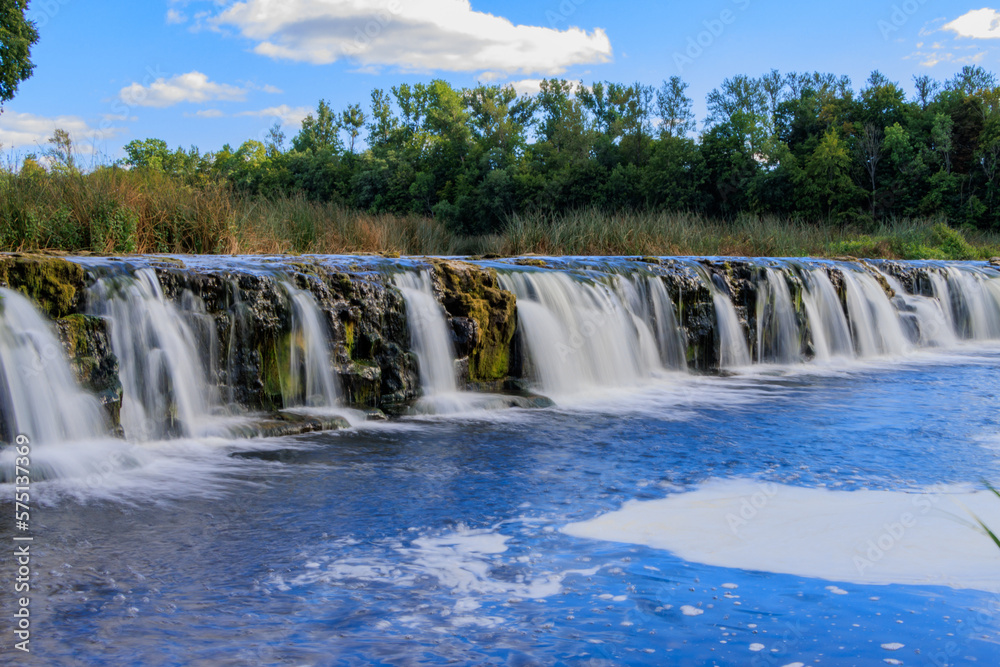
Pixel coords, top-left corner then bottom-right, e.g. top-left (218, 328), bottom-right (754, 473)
top-left (858, 71), bottom-right (906, 129)
top-left (44, 128), bottom-right (76, 173)
top-left (913, 75), bottom-right (940, 111)
top-left (465, 83), bottom-right (536, 166)
top-left (656, 76), bottom-right (695, 138)
top-left (340, 103), bottom-right (366, 154)
top-left (0, 0), bottom-right (39, 107)
top-left (706, 74), bottom-right (771, 156)
top-left (760, 69), bottom-right (786, 128)
top-left (947, 66), bottom-right (997, 96)
top-left (122, 138), bottom-right (171, 171)
top-left (930, 112), bottom-right (954, 173)
top-left (265, 122), bottom-right (285, 156)
top-left (801, 129), bottom-right (859, 219)
top-left (292, 100), bottom-right (341, 152)
top-left (857, 123), bottom-right (883, 218)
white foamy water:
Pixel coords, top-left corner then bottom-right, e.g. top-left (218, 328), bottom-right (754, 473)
top-left (562, 479), bottom-right (1000, 591)
top-left (272, 525), bottom-right (600, 629)
top-left (283, 283), bottom-right (341, 408)
top-left (0, 288), bottom-right (106, 445)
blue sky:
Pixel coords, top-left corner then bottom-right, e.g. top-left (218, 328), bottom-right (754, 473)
top-left (0, 0), bottom-right (993, 161)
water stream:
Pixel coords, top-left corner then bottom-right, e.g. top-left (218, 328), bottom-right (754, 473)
top-left (3, 255), bottom-right (1000, 665)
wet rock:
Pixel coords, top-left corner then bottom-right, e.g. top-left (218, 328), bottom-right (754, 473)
top-left (429, 259), bottom-right (517, 383)
top-left (0, 253), bottom-right (86, 318)
top-left (54, 314), bottom-right (123, 432)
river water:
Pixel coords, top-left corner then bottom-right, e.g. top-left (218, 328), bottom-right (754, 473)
top-left (3, 350), bottom-right (1000, 665)
top-left (2, 256), bottom-right (1000, 665)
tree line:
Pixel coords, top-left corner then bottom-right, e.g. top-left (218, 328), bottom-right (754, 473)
top-left (40, 65), bottom-right (1000, 234)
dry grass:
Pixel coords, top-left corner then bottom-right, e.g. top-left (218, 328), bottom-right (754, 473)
top-left (3, 169), bottom-right (999, 259)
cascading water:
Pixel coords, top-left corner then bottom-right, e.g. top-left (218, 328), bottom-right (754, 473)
top-left (839, 269), bottom-right (910, 357)
top-left (882, 272), bottom-right (955, 348)
top-left (498, 270), bottom-right (666, 396)
top-left (0, 288), bottom-right (106, 445)
top-left (393, 271), bottom-right (462, 407)
top-left (697, 271), bottom-right (751, 369)
top-left (282, 284), bottom-right (341, 409)
top-left (629, 276), bottom-right (688, 371)
top-left (755, 268), bottom-right (801, 364)
top-left (89, 268), bottom-right (224, 441)
top-left (800, 268), bottom-right (855, 361)
top-left (943, 267), bottom-right (1000, 340)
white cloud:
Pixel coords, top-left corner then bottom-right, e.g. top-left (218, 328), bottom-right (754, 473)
top-left (118, 71), bottom-right (248, 108)
top-left (187, 109), bottom-right (226, 118)
top-left (166, 8), bottom-right (187, 24)
top-left (509, 79), bottom-right (543, 96)
top-left (908, 49), bottom-right (986, 68)
top-left (944, 8), bottom-right (1000, 39)
top-left (212, 0), bottom-right (612, 75)
top-left (182, 104), bottom-right (312, 126)
top-left (238, 104), bottom-right (312, 126)
top-left (0, 111), bottom-right (126, 153)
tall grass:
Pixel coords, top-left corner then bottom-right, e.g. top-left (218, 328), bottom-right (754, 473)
top-left (2, 169), bottom-right (999, 259)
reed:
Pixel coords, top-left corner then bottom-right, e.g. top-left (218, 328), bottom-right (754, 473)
top-left (2, 169), bottom-right (999, 259)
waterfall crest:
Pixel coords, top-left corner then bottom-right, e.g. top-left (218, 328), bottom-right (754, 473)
top-left (394, 271), bottom-right (458, 398)
top-left (89, 268), bottom-right (225, 441)
top-left (0, 288), bottom-right (106, 444)
top-left (498, 270), bottom-right (677, 396)
top-left (282, 284), bottom-right (341, 409)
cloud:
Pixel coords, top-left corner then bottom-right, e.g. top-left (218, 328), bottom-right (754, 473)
top-left (118, 71), bottom-right (248, 108)
top-left (0, 111), bottom-right (126, 153)
top-left (187, 109), bottom-right (226, 118)
top-left (910, 51), bottom-right (985, 67)
top-left (509, 79), bottom-right (543, 96)
top-left (944, 8), bottom-right (1000, 39)
top-left (237, 104), bottom-right (312, 126)
top-left (212, 0), bottom-right (612, 75)
top-left (166, 8), bottom-right (187, 24)
top-left (182, 105), bottom-right (312, 126)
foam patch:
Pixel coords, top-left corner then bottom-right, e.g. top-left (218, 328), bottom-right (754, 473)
top-left (562, 479), bottom-right (1000, 590)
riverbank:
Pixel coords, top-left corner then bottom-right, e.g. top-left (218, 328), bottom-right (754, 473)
top-left (2, 169), bottom-right (999, 259)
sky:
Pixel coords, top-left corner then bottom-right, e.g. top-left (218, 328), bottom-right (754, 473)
top-left (0, 0), bottom-right (996, 162)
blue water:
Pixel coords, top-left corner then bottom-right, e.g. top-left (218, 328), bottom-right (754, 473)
top-left (4, 348), bottom-right (1000, 665)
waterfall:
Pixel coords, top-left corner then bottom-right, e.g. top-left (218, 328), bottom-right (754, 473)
top-left (282, 284), bottom-right (341, 409)
top-left (89, 268), bottom-right (223, 441)
top-left (839, 270), bottom-right (910, 357)
top-left (882, 273), bottom-right (956, 348)
top-left (643, 277), bottom-right (688, 370)
top-left (0, 288), bottom-right (106, 444)
top-left (498, 270), bottom-right (666, 396)
top-left (942, 267), bottom-right (1000, 340)
top-left (755, 268), bottom-right (801, 364)
top-left (394, 271), bottom-right (460, 398)
top-left (697, 272), bottom-right (750, 369)
top-left (800, 269), bottom-right (854, 361)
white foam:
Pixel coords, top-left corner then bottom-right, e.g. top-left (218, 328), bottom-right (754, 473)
top-left (275, 525), bottom-right (600, 629)
top-left (562, 479), bottom-right (1000, 591)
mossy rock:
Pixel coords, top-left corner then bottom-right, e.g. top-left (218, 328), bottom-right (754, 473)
top-left (0, 254), bottom-right (86, 318)
top-left (340, 362), bottom-right (381, 408)
top-left (429, 259), bottom-right (517, 382)
top-left (54, 314), bottom-right (123, 431)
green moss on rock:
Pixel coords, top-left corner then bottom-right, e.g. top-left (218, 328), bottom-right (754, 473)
top-left (54, 314), bottom-right (123, 431)
top-left (0, 254), bottom-right (85, 318)
top-left (429, 260), bottom-right (516, 382)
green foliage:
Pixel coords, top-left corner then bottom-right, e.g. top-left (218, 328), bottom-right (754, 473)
top-left (931, 222), bottom-right (979, 260)
top-left (0, 0), bottom-right (38, 105)
top-left (16, 68), bottom-right (1000, 252)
